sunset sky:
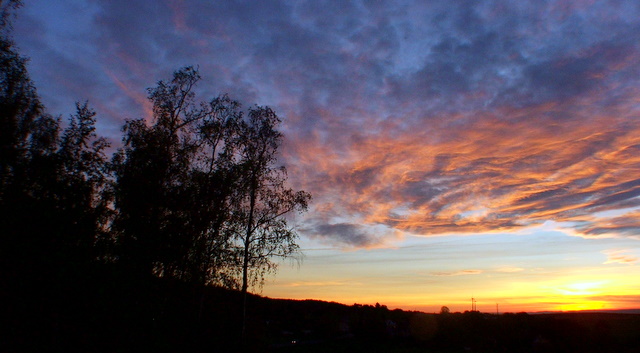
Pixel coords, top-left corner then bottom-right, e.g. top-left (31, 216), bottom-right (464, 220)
top-left (13, 0), bottom-right (640, 313)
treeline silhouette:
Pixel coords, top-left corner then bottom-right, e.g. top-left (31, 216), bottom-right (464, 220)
top-left (1, 3), bottom-right (310, 351)
top-left (258, 301), bottom-right (640, 353)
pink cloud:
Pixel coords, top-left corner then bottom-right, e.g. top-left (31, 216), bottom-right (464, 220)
top-left (295, 86), bottom-right (640, 245)
top-left (603, 249), bottom-right (638, 265)
top-left (431, 270), bottom-right (483, 277)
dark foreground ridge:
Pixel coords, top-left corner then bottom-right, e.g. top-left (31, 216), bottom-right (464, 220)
top-left (4, 273), bottom-right (640, 352)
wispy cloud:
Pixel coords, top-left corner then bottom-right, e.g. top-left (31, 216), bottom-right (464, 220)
top-left (495, 267), bottom-right (525, 273)
top-left (572, 211), bottom-right (640, 240)
top-left (431, 270), bottom-right (483, 277)
top-left (603, 249), bottom-right (638, 265)
top-left (297, 99), bottom-right (640, 245)
top-left (284, 281), bottom-right (353, 287)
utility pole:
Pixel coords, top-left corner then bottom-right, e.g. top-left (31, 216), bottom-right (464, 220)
top-left (496, 303), bottom-right (499, 315)
top-left (471, 297), bottom-right (477, 312)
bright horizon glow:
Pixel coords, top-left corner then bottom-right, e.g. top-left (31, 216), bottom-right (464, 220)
top-left (262, 228), bottom-right (640, 313)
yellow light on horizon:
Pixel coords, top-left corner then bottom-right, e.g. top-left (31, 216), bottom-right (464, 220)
top-left (555, 281), bottom-right (607, 296)
top-left (556, 301), bottom-right (608, 312)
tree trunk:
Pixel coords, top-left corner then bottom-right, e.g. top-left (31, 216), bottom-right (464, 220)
top-left (241, 175), bottom-right (256, 337)
top-left (241, 235), bottom-right (249, 337)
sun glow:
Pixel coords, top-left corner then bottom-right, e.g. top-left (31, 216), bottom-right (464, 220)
top-left (555, 281), bottom-right (606, 296)
top-left (556, 301), bottom-right (608, 312)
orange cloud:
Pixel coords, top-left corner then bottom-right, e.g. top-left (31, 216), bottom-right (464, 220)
top-left (570, 210), bottom-right (640, 240)
top-left (431, 270), bottom-right (483, 277)
top-left (166, 0), bottom-right (189, 33)
top-left (291, 85), bottom-right (640, 247)
top-left (496, 267), bottom-right (525, 273)
top-left (603, 249), bottom-right (638, 265)
top-left (104, 68), bottom-right (154, 122)
top-left (284, 281), bottom-right (352, 287)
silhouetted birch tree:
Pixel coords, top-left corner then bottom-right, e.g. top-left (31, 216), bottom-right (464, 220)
top-left (229, 106), bottom-right (311, 335)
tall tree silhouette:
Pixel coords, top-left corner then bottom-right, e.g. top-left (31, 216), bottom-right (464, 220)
top-left (111, 68), bottom-right (199, 280)
top-left (111, 67), bottom-right (244, 286)
top-left (111, 68), bottom-right (311, 336)
top-left (1, 9), bottom-right (110, 346)
top-left (0, 1), bottom-right (47, 285)
top-left (229, 106), bottom-right (311, 335)
top-left (1, 0), bottom-right (109, 287)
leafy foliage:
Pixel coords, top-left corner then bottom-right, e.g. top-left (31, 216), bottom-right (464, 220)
top-left (229, 105), bottom-right (311, 292)
top-left (1, 26), bottom-right (109, 284)
top-left (109, 67), bottom-right (308, 290)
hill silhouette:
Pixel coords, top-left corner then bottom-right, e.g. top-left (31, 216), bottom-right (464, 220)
top-left (6, 272), bottom-right (639, 352)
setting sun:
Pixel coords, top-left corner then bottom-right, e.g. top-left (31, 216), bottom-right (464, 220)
top-left (556, 301), bottom-right (608, 312)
